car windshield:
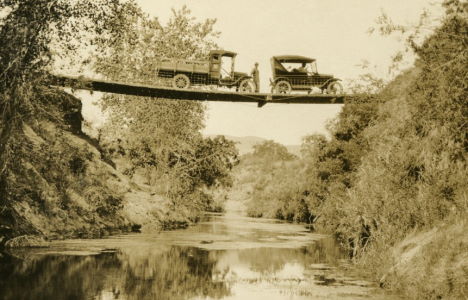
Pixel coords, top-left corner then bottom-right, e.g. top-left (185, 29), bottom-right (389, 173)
top-left (282, 62), bottom-right (317, 74)
top-left (309, 61), bottom-right (318, 73)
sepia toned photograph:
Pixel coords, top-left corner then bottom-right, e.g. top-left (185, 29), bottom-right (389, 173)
top-left (0, 0), bottom-right (466, 299)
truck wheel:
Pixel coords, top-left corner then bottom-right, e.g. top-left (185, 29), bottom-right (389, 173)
top-left (238, 79), bottom-right (254, 93)
top-left (274, 80), bottom-right (291, 94)
top-left (173, 74), bottom-right (191, 89)
top-left (327, 81), bottom-right (343, 94)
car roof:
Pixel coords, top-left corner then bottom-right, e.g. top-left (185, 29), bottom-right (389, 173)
top-left (209, 50), bottom-right (237, 57)
top-left (273, 55), bottom-right (315, 63)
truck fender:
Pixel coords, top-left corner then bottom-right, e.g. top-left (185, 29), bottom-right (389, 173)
top-left (235, 76), bottom-right (253, 85)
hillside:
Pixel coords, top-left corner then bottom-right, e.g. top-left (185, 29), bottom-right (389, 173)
top-left (0, 1), bottom-right (238, 248)
top-left (229, 5), bottom-right (468, 298)
top-left (0, 88), bottom-right (190, 247)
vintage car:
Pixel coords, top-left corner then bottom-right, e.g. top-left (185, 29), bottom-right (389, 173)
top-left (156, 50), bottom-right (255, 92)
top-left (270, 55), bottom-right (343, 94)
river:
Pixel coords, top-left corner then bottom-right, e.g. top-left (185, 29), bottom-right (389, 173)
top-left (0, 213), bottom-right (399, 300)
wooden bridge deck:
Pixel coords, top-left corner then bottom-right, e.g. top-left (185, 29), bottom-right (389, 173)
top-left (50, 75), bottom-right (346, 107)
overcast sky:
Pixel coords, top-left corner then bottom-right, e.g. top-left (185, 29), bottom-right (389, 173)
top-left (81, 0), bottom-right (442, 145)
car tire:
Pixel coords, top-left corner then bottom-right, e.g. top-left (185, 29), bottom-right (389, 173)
top-left (238, 79), bottom-right (255, 93)
top-left (326, 81), bottom-right (343, 94)
top-left (172, 74), bottom-right (191, 89)
top-left (274, 80), bottom-right (292, 94)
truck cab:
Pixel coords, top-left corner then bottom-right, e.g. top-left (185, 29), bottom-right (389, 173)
top-left (208, 50), bottom-right (237, 81)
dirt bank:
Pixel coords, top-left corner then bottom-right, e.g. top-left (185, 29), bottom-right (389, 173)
top-left (377, 218), bottom-right (468, 299)
top-left (0, 88), bottom-right (190, 247)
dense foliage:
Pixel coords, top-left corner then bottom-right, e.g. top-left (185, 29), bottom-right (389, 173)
top-left (0, 0), bottom-right (135, 237)
top-left (0, 0), bottom-right (126, 179)
top-left (95, 5), bottom-right (236, 215)
top-left (239, 141), bottom-right (298, 219)
top-left (241, 1), bottom-right (467, 297)
top-left (243, 96), bottom-right (380, 224)
top-left (0, 1), bottom-right (237, 236)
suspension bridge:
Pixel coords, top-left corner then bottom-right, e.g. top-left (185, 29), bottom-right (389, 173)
top-left (50, 75), bottom-right (347, 107)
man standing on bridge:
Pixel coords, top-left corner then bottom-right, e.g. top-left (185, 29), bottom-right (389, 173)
top-left (251, 62), bottom-right (260, 93)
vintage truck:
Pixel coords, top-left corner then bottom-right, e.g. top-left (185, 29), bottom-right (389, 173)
top-left (156, 50), bottom-right (255, 92)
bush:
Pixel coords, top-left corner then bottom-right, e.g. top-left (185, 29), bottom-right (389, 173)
top-left (237, 3), bottom-right (467, 298)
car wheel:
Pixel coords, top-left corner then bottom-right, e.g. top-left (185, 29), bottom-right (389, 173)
top-left (172, 74), bottom-right (191, 89)
top-left (238, 79), bottom-right (254, 93)
top-left (274, 80), bottom-right (291, 94)
top-left (327, 81), bottom-right (343, 94)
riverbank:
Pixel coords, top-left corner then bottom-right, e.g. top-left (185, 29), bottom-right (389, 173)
top-left (0, 88), bottom-right (195, 248)
top-left (367, 217), bottom-right (468, 299)
top-left (226, 5), bottom-right (468, 297)
top-left (226, 151), bottom-right (467, 299)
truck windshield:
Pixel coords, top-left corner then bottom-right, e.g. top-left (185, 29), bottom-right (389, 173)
top-left (221, 56), bottom-right (233, 78)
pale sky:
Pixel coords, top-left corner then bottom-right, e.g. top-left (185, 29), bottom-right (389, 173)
top-left (80, 0), bottom-right (443, 145)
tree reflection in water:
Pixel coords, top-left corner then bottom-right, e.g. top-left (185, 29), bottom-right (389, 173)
top-left (0, 237), bottom-right (348, 300)
top-left (0, 246), bottom-right (231, 300)
top-left (0, 217), bottom-right (386, 300)
top-left (236, 237), bottom-right (345, 275)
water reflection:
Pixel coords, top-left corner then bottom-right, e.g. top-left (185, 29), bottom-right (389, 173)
top-left (0, 247), bottom-right (230, 300)
top-left (0, 215), bottom-right (396, 300)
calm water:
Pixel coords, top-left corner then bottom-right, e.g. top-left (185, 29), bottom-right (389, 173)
top-left (0, 213), bottom-right (397, 300)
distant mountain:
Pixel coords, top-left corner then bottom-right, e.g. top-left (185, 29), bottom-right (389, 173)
top-left (206, 134), bottom-right (301, 156)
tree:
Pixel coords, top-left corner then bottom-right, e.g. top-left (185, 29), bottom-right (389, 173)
top-left (0, 0), bottom-right (130, 205)
top-left (187, 136), bottom-right (239, 189)
top-left (96, 5), bottom-right (219, 174)
top-left (95, 5), bottom-right (236, 211)
top-left (252, 140), bottom-right (296, 162)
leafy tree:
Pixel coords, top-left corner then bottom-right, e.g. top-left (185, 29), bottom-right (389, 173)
top-left (187, 136), bottom-right (239, 189)
top-left (95, 5), bottom-right (235, 212)
top-left (252, 140), bottom-right (296, 162)
top-left (0, 0), bottom-right (130, 208)
top-left (307, 1), bottom-right (468, 267)
top-left (95, 5), bottom-right (219, 83)
top-left (96, 5), bottom-right (218, 170)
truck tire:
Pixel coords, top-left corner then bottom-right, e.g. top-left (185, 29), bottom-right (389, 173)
top-left (274, 80), bottom-right (291, 94)
top-left (326, 81), bottom-right (343, 94)
top-left (172, 74), bottom-right (191, 89)
top-left (238, 79), bottom-right (254, 93)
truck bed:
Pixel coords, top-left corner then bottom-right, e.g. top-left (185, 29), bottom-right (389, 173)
top-left (157, 58), bottom-right (210, 74)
